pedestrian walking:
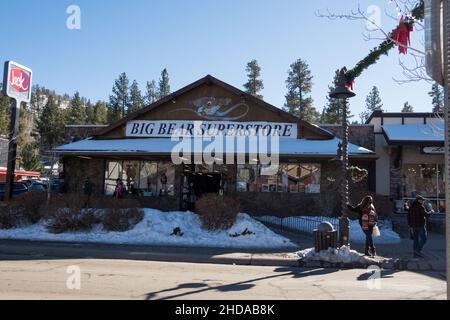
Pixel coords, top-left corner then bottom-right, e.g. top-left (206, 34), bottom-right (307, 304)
top-left (348, 195), bottom-right (378, 257)
top-left (407, 195), bottom-right (433, 258)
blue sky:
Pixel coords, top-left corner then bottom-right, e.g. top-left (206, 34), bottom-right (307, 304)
top-left (0, 0), bottom-right (433, 120)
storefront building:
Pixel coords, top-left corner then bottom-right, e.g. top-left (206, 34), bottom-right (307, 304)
top-left (54, 75), bottom-right (376, 216)
top-left (366, 111), bottom-right (445, 213)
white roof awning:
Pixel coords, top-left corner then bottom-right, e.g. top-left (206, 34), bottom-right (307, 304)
top-left (53, 137), bottom-right (374, 158)
top-left (382, 121), bottom-right (444, 144)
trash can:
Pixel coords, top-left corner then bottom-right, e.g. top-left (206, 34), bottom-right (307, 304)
top-left (313, 222), bottom-right (337, 252)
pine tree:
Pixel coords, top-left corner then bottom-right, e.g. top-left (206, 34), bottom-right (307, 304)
top-left (283, 59), bottom-right (319, 122)
top-left (402, 101), bottom-right (414, 113)
top-left (158, 68), bottom-right (171, 99)
top-left (36, 95), bottom-right (66, 149)
top-left (85, 100), bottom-right (96, 124)
top-left (66, 91), bottom-right (87, 125)
top-left (428, 83), bottom-right (444, 113)
top-left (243, 59), bottom-right (264, 99)
top-left (145, 80), bottom-right (158, 104)
top-left (20, 143), bottom-right (41, 171)
top-left (320, 69), bottom-right (352, 124)
top-left (128, 80), bottom-right (144, 114)
top-left (94, 101), bottom-right (108, 124)
top-left (109, 72), bottom-right (130, 120)
top-left (0, 89), bottom-right (11, 136)
top-left (364, 86), bottom-right (383, 121)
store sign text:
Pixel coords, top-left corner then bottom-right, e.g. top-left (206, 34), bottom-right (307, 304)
top-left (126, 120), bottom-right (298, 138)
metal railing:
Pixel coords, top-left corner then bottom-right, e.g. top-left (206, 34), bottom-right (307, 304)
top-left (255, 216), bottom-right (339, 235)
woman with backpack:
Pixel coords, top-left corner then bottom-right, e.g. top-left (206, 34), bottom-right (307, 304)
top-left (348, 195), bottom-right (378, 257)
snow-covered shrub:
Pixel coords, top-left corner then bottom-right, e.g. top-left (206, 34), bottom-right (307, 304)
top-left (45, 194), bottom-right (100, 234)
top-left (102, 199), bottom-right (144, 232)
top-left (196, 194), bottom-right (240, 230)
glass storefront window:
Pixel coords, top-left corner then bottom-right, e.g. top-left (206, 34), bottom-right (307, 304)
top-left (404, 163), bottom-right (445, 212)
top-left (236, 163), bottom-right (321, 194)
top-left (104, 160), bottom-right (175, 197)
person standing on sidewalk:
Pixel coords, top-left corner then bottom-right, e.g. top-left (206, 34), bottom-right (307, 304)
top-left (407, 195), bottom-right (433, 258)
top-left (348, 195), bottom-right (378, 257)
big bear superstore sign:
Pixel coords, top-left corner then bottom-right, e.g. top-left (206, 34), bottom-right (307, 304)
top-left (126, 120), bottom-right (298, 138)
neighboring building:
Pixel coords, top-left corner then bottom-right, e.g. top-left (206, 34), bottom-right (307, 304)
top-left (366, 110), bottom-right (444, 213)
top-left (53, 75), bottom-right (376, 216)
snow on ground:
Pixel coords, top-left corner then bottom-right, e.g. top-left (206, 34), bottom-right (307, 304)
top-left (0, 209), bottom-right (296, 249)
top-left (296, 246), bottom-right (374, 264)
top-left (259, 215), bottom-right (401, 244)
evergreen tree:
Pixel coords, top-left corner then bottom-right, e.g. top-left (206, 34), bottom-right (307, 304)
top-left (145, 80), bottom-right (158, 104)
top-left (243, 59), bottom-right (264, 99)
top-left (363, 86), bottom-right (383, 121)
top-left (109, 72), bottom-right (130, 120)
top-left (402, 101), bottom-right (414, 113)
top-left (36, 95), bottom-right (66, 149)
top-left (94, 101), bottom-right (108, 124)
top-left (20, 143), bottom-right (41, 171)
top-left (428, 83), bottom-right (444, 113)
top-left (66, 91), bottom-right (87, 124)
top-left (320, 69), bottom-right (352, 124)
top-left (283, 59), bottom-right (319, 122)
top-left (0, 88), bottom-right (11, 136)
top-left (85, 100), bottom-right (96, 124)
top-left (158, 68), bottom-right (171, 99)
top-left (128, 80), bottom-right (144, 114)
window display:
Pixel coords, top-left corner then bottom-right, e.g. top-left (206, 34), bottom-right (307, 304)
top-left (104, 160), bottom-right (175, 196)
top-left (236, 163), bottom-right (321, 194)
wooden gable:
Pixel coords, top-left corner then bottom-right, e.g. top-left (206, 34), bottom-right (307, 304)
top-left (95, 75), bottom-right (333, 140)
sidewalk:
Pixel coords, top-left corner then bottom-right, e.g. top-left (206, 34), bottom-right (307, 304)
top-left (268, 227), bottom-right (447, 272)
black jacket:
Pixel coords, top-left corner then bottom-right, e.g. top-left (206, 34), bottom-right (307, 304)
top-left (407, 201), bottom-right (432, 228)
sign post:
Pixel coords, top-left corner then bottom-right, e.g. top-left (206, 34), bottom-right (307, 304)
top-left (2, 61), bottom-right (32, 201)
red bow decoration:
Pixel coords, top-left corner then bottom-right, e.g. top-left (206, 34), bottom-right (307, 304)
top-left (346, 80), bottom-right (354, 90)
top-left (391, 16), bottom-right (413, 54)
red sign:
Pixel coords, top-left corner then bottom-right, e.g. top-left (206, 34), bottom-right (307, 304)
top-left (9, 68), bottom-right (31, 93)
top-left (3, 61), bottom-right (33, 103)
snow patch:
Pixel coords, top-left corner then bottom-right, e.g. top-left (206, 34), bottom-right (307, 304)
top-left (0, 209), bottom-right (296, 249)
top-left (297, 246), bottom-right (374, 264)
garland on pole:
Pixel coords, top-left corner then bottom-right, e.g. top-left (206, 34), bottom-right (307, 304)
top-left (344, 0), bottom-right (425, 88)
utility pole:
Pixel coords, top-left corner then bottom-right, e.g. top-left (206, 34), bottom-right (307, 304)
top-left (444, 0), bottom-right (450, 300)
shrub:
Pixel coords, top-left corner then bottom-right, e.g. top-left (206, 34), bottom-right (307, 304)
top-left (101, 198), bottom-right (143, 232)
top-left (15, 190), bottom-right (47, 224)
top-left (45, 193), bottom-right (100, 234)
top-left (196, 194), bottom-right (240, 230)
top-left (0, 203), bottom-right (21, 229)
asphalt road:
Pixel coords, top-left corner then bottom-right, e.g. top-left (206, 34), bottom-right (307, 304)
top-left (0, 253), bottom-right (446, 300)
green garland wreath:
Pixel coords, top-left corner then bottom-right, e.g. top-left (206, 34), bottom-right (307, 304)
top-left (344, 1), bottom-right (424, 84)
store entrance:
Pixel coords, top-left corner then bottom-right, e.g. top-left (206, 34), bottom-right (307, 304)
top-left (181, 164), bottom-right (227, 211)
top-left (192, 173), bottom-right (222, 197)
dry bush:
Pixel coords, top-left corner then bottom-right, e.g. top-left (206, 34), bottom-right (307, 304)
top-left (102, 207), bottom-right (144, 232)
top-left (102, 198), bottom-right (143, 232)
top-left (14, 191), bottom-right (47, 224)
top-left (196, 194), bottom-right (240, 230)
top-left (45, 193), bottom-right (101, 234)
top-left (0, 203), bottom-right (21, 229)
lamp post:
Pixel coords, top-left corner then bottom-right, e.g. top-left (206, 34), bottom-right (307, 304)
top-left (330, 67), bottom-right (356, 247)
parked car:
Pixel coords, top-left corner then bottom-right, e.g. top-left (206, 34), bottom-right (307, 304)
top-left (0, 182), bottom-right (28, 201)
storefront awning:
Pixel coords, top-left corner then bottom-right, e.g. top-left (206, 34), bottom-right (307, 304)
top-left (382, 121), bottom-right (444, 145)
top-left (53, 137), bottom-right (375, 158)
